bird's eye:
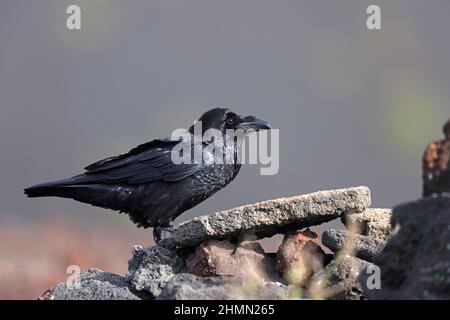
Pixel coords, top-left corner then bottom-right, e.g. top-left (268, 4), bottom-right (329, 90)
top-left (226, 118), bottom-right (235, 125)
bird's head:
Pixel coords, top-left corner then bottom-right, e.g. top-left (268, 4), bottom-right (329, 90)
top-left (188, 107), bottom-right (271, 136)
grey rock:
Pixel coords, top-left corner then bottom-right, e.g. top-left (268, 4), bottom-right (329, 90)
top-left (51, 268), bottom-right (140, 300)
top-left (126, 245), bottom-right (184, 298)
top-left (366, 196), bottom-right (450, 300)
top-left (309, 256), bottom-right (375, 300)
top-left (157, 273), bottom-right (290, 300)
top-left (157, 273), bottom-right (235, 300)
top-left (341, 208), bottom-right (392, 240)
top-left (169, 186), bottom-right (371, 247)
top-left (254, 282), bottom-right (292, 300)
top-left (322, 229), bottom-right (386, 262)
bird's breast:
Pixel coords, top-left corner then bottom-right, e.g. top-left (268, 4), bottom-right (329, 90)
top-left (190, 163), bottom-right (240, 196)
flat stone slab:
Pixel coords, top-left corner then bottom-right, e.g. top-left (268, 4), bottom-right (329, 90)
top-left (168, 186), bottom-right (371, 247)
top-left (341, 208), bottom-right (392, 240)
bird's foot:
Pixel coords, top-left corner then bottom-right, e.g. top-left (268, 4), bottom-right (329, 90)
top-left (153, 224), bottom-right (174, 244)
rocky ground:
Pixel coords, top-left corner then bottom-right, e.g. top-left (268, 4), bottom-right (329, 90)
top-left (38, 185), bottom-right (450, 300)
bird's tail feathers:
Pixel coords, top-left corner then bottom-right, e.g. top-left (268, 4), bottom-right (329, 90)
top-left (25, 182), bottom-right (133, 214)
top-left (24, 174), bottom-right (88, 198)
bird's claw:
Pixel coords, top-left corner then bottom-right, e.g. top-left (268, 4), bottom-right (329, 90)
top-left (153, 224), bottom-right (174, 243)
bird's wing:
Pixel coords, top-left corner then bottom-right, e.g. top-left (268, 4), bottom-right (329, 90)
top-left (84, 136), bottom-right (181, 172)
top-left (81, 135), bottom-right (207, 184)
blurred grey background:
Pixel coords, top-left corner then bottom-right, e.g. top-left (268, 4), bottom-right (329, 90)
top-left (0, 0), bottom-right (449, 298)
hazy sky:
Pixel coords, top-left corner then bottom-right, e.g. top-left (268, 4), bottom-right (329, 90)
top-left (1, 0), bottom-right (449, 227)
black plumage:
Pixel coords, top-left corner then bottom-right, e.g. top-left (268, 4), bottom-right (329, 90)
top-left (24, 108), bottom-right (270, 242)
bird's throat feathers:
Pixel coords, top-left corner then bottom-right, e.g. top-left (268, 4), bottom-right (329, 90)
top-left (171, 129), bottom-right (242, 167)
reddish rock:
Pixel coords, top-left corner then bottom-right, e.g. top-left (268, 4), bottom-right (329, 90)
top-left (423, 118), bottom-right (450, 196)
top-left (444, 119), bottom-right (450, 140)
top-left (186, 240), bottom-right (276, 281)
top-left (276, 228), bottom-right (325, 285)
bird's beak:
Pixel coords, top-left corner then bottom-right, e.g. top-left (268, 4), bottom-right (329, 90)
top-left (238, 116), bottom-right (271, 131)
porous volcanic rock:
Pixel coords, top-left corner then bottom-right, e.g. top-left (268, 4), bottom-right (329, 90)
top-left (157, 273), bottom-right (290, 300)
top-left (309, 256), bottom-right (375, 300)
top-left (365, 196), bottom-right (450, 300)
top-left (50, 268), bottom-right (141, 300)
top-left (126, 245), bottom-right (184, 298)
top-left (322, 229), bottom-right (386, 262)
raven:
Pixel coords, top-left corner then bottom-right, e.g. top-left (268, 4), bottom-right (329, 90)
top-left (24, 108), bottom-right (271, 242)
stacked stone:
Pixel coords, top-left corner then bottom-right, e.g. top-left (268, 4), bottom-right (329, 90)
top-left (44, 186), bottom-right (373, 300)
top-left (41, 184), bottom-right (450, 300)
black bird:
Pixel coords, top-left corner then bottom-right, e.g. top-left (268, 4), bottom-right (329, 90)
top-left (24, 108), bottom-right (271, 242)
